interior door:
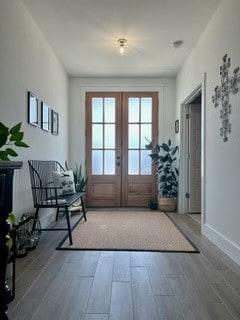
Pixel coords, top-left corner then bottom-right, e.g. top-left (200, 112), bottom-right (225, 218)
top-left (188, 104), bottom-right (201, 213)
top-left (86, 92), bottom-right (158, 207)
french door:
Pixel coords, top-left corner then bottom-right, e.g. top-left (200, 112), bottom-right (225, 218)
top-left (86, 92), bottom-right (158, 207)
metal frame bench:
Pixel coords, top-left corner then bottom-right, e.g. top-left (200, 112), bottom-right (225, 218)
top-left (28, 160), bottom-right (87, 245)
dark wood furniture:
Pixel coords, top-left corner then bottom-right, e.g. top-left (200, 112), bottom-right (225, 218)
top-left (28, 160), bottom-right (87, 245)
top-left (0, 161), bottom-right (22, 320)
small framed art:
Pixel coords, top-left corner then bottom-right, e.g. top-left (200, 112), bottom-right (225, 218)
top-left (28, 91), bottom-right (39, 127)
top-left (41, 102), bottom-right (50, 132)
top-left (175, 119), bottom-right (179, 134)
top-left (51, 110), bottom-right (59, 135)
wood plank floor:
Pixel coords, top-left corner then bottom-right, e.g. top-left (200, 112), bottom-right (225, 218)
top-left (7, 212), bottom-right (240, 320)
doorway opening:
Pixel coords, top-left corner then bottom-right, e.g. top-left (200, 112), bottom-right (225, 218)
top-left (180, 81), bottom-right (205, 227)
top-left (187, 94), bottom-right (202, 215)
top-left (85, 92), bottom-right (158, 207)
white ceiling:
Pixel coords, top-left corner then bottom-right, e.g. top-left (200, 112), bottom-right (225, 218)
top-left (23, 0), bottom-right (222, 77)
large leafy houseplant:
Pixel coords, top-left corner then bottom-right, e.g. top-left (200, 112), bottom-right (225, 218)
top-left (0, 122), bottom-right (29, 160)
top-left (146, 139), bottom-right (179, 196)
top-left (145, 139), bottom-right (179, 211)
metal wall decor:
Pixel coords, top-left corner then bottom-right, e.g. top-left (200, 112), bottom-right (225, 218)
top-left (212, 54), bottom-right (240, 142)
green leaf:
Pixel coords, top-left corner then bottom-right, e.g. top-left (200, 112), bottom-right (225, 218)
top-left (14, 141), bottom-right (29, 148)
top-left (6, 236), bottom-right (13, 249)
top-left (7, 213), bottom-right (16, 225)
top-left (149, 154), bottom-right (160, 161)
top-left (161, 143), bottom-right (169, 152)
top-left (10, 122), bottom-right (21, 134)
top-left (155, 144), bottom-right (160, 153)
top-left (0, 135), bottom-right (8, 148)
top-left (162, 155), bottom-right (169, 163)
top-left (160, 175), bottom-right (166, 182)
top-left (0, 150), bottom-right (10, 160)
top-left (0, 122), bottom-right (9, 135)
top-left (6, 148), bottom-right (18, 157)
top-left (145, 142), bottom-right (153, 150)
top-left (10, 131), bottom-right (24, 142)
top-left (171, 146), bottom-right (178, 156)
top-left (73, 163), bottom-right (88, 192)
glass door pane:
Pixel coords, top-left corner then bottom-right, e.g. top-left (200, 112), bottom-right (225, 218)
top-left (128, 97), bottom-right (152, 175)
top-left (92, 97), bottom-right (116, 175)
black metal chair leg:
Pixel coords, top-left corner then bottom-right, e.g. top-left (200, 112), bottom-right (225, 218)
top-left (80, 195), bottom-right (87, 221)
top-left (34, 208), bottom-right (39, 220)
top-left (65, 207), bottom-right (72, 245)
top-left (55, 208), bottom-right (59, 222)
top-left (32, 208), bottom-right (39, 231)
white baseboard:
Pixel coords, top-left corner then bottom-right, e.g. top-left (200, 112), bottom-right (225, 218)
top-left (202, 224), bottom-right (240, 265)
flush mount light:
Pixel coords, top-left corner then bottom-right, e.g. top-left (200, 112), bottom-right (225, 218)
top-left (118, 38), bottom-right (127, 55)
top-left (173, 40), bottom-right (183, 49)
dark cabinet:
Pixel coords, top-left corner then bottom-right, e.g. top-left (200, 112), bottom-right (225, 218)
top-left (0, 161), bottom-right (22, 320)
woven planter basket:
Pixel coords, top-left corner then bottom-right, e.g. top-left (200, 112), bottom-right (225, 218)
top-left (158, 196), bottom-right (176, 212)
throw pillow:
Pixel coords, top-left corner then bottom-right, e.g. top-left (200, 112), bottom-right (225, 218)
top-left (52, 170), bottom-right (76, 196)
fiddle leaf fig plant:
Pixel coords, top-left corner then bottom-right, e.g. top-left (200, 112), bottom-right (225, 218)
top-left (145, 139), bottom-right (179, 198)
top-left (0, 122), bottom-right (29, 160)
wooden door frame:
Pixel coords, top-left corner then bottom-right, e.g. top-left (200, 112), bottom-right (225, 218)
top-left (179, 74), bottom-right (206, 229)
top-left (188, 103), bottom-right (201, 213)
top-left (85, 91), bottom-right (159, 207)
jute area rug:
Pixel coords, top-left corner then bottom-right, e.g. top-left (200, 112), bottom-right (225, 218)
top-left (57, 210), bottom-right (198, 252)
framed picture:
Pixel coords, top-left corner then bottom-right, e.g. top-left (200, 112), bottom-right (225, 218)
top-left (51, 110), bottom-right (59, 135)
top-left (175, 119), bottom-right (179, 134)
top-left (41, 102), bottom-right (50, 132)
top-left (28, 91), bottom-right (39, 126)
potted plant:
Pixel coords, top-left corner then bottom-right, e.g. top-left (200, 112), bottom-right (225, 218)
top-left (145, 139), bottom-right (179, 211)
top-left (148, 197), bottom-right (158, 210)
top-left (72, 163), bottom-right (88, 192)
top-left (65, 162), bottom-right (88, 212)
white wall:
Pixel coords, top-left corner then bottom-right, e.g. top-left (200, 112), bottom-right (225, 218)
top-left (176, 0), bottom-right (240, 263)
top-left (69, 77), bottom-right (176, 170)
top-left (0, 1), bottom-right (69, 225)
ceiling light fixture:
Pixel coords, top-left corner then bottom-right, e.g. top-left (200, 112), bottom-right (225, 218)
top-left (118, 38), bottom-right (127, 55)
